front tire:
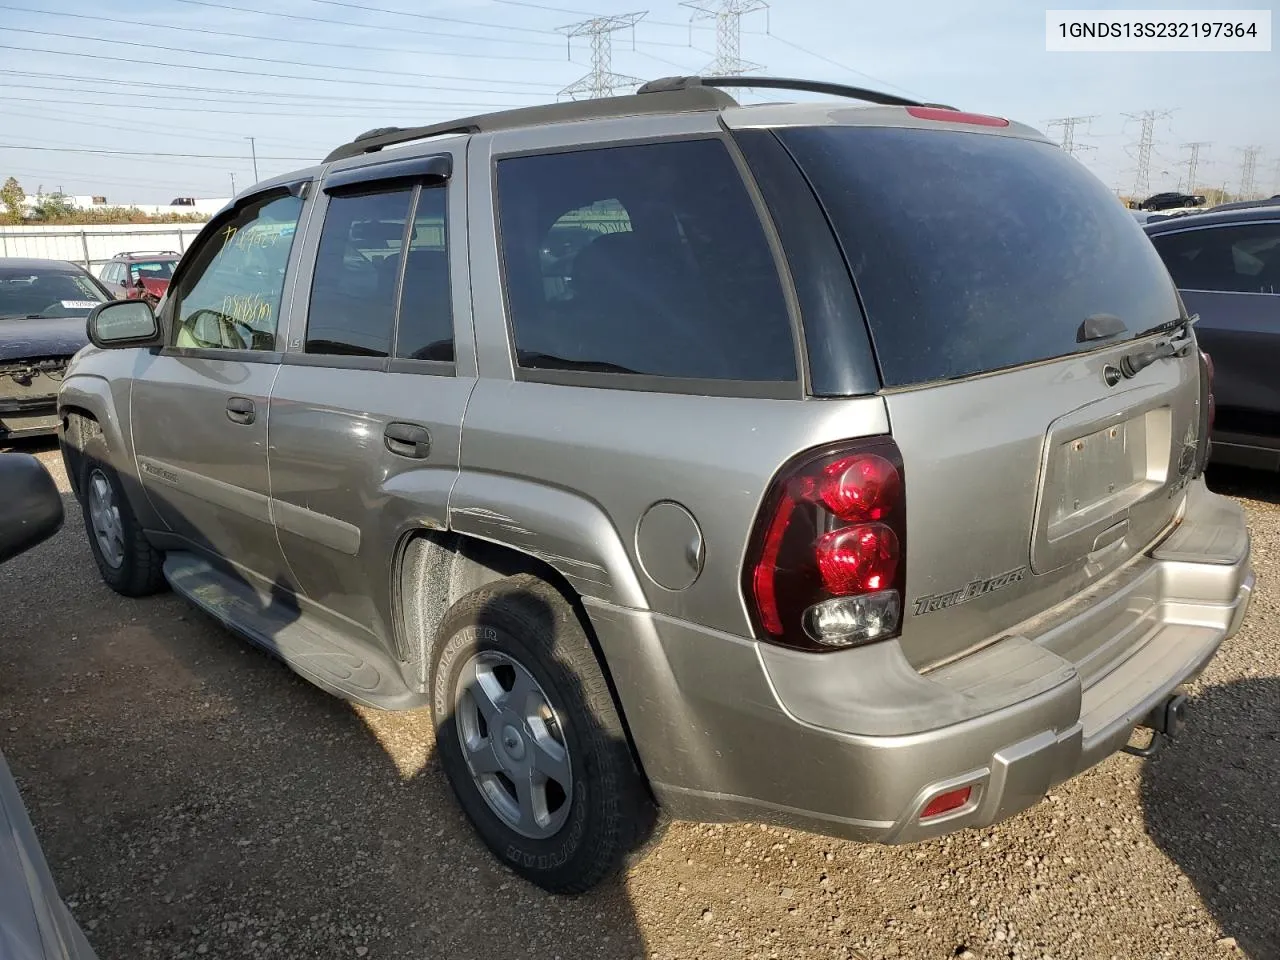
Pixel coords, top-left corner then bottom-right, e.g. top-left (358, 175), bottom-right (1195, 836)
top-left (78, 444), bottom-right (165, 597)
top-left (431, 575), bottom-right (657, 894)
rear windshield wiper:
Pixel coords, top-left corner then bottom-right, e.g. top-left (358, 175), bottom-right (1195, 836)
top-left (1120, 314), bottom-right (1199, 379)
top-left (1132, 314), bottom-right (1198, 340)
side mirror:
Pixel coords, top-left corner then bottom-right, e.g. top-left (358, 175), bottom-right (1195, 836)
top-left (0, 453), bottom-right (63, 565)
top-left (86, 299), bottom-right (162, 349)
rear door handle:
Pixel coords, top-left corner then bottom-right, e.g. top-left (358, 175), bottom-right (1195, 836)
top-left (226, 397), bottom-right (256, 425)
top-left (384, 422), bottom-right (431, 459)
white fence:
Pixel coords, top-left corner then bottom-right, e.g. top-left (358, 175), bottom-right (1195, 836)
top-left (0, 223), bottom-right (208, 276)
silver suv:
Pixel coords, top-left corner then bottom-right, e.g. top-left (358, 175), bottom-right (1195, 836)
top-left (58, 77), bottom-right (1254, 894)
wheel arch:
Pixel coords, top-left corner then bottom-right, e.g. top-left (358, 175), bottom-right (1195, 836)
top-left (392, 527), bottom-right (658, 800)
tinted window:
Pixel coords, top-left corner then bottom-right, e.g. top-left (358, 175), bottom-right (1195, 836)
top-left (307, 188), bottom-right (412, 357)
top-left (1151, 222), bottom-right (1280, 294)
top-left (777, 127), bottom-right (1182, 387)
top-left (171, 191), bottom-right (302, 351)
top-left (394, 186), bottom-right (454, 362)
top-left (102, 263), bottom-right (120, 285)
top-left (0, 266), bottom-right (106, 319)
top-left (496, 138), bottom-right (795, 382)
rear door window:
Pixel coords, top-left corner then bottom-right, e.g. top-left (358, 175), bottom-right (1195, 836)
top-left (394, 185), bottom-right (454, 362)
top-left (495, 138), bottom-right (796, 383)
top-left (775, 126), bottom-right (1182, 386)
top-left (306, 188), bottom-right (413, 357)
top-left (1150, 222), bottom-right (1280, 295)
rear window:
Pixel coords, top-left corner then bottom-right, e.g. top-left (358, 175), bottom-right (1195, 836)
top-left (776, 126), bottom-right (1182, 387)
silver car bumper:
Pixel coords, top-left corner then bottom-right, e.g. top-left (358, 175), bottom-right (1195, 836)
top-left (588, 479), bottom-right (1253, 844)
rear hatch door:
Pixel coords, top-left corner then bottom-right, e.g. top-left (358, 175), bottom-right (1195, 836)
top-left (774, 122), bottom-right (1202, 670)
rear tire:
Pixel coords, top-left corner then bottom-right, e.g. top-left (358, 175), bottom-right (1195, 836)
top-left (430, 575), bottom-right (657, 894)
top-left (77, 428), bottom-right (165, 597)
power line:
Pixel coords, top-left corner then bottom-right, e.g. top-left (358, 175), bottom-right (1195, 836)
top-left (682, 0), bottom-right (768, 76)
top-left (1044, 115), bottom-right (1097, 156)
top-left (1179, 141), bottom-right (1211, 193)
top-left (0, 3), bottom-right (567, 64)
top-left (0, 69), bottom-right (525, 108)
top-left (2, 27), bottom-right (562, 90)
top-left (558, 13), bottom-right (648, 100)
top-left (763, 33), bottom-right (921, 99)
top-left (0, 43), bottom-right (555, 96)
top-left (165, 0), bottom-right (564, 47)
top-left (0, 143), bottom-right (318, 162)
top-left (0, 84), bottom-right (525, 114)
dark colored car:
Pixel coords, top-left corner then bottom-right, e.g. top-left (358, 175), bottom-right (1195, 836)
top-left (1, 259), bottom-right (109, 441)
top-left (1146, 204), bottom-right (1280, 470)
top-left (1141, 191), bottom-right (1206, 212)
top-left (98, 251), bottom-right (181, 305)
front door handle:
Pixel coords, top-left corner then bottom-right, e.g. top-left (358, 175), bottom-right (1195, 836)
top-left (384, 422), bottom-right (431, 459)
top-left (226, 397), bottom-right (256, 425)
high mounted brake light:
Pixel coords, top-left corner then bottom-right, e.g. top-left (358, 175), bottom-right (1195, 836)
top-left (905, 106), bottom-right (1010, 127)
top-left (745, 438), bottom-right (907, 651)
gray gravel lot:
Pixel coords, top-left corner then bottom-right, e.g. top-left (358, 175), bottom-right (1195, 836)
top-left (1, 440), bottom-right (1277, 960)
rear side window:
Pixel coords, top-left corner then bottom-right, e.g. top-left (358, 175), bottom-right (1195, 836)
top-left (307, 188), bottom-right (412, 357)
top-left (777, 127), bottom-right (1182, 386)
top-left (1150, 222), bottom-right (1280, 294)
top-left (495, 138), bottom-right (796, 382)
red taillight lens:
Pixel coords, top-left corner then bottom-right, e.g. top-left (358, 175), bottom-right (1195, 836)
top-left (745, 438), bottom-right (907, 652)
top-left (815, 524), bottom-right (899, 594)
top-left (905, 105), bottom-right (1010, 127)
top-left (819, 454), bottom-right (900, 522)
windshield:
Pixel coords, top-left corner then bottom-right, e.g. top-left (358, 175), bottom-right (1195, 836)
top-left (0, 266), bottom-right (107, 319)
top-left (776, 126), bottom-right (1182, 387)
top-left (129, 260), bottom-right (177, 281)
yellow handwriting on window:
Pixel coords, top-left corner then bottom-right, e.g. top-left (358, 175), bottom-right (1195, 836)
top-left (220, 294), bottom-right (273, 327)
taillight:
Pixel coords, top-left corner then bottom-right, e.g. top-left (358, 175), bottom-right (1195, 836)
top-left (745, 438), bottom-right (906, 651)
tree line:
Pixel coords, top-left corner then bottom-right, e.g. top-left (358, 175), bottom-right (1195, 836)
top-left (1, 177), bottom-right (210, 226)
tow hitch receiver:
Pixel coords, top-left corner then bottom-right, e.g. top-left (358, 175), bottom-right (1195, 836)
top-left (1122, 691), bottom-right (1188, 758)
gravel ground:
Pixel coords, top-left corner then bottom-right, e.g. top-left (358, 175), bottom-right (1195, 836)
top-left (1, 440), bottom-right (1277, 960)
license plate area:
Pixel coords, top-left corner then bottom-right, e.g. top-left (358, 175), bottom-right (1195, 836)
top-left (1031, 393), bottom-right (1174, 575)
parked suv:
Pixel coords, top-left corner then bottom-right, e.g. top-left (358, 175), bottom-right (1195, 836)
top-left (1146, 204), bottom-right (1280, 470)
top-left (58, 77), bottom-right (1254, 894)
top-left (98, 251), bottom-right (180, 305)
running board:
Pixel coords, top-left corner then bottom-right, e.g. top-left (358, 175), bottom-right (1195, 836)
top-left (164, 552), bottom-right (429, 711)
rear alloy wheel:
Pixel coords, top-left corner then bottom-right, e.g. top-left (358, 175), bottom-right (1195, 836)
top-left (453, 649), bottom-right (575, 840)
top-left (431, 575), bottom-right (658, 894)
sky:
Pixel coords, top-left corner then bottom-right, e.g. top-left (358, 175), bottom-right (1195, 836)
top-left (0, 0), bottom-right (1276, 204)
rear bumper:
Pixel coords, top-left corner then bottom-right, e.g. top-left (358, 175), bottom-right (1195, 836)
top-left (589, 478), bottom-right (1253, 843)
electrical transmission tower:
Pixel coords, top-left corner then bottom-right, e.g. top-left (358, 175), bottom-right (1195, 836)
top-left (558, 12), bottom-right (646, 100)
top-left (1179, 141), bottom-right (1211, 193)
top-left (681, 0), bottom-right (768, 75)
top-left (1237, 145), bottom-right (1262, 199)
top-left (1045, 115), bottom-right (1096, 156)
top-left (1123, 109), bottom-right (1171, 199)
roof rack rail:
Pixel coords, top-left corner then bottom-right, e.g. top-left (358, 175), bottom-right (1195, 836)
top-left (114, 250), bottom-right (181, 258)
top-left (637, 75), bottom-right (933, 109)
top-left (323, 86), bottom-right (736, 164)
